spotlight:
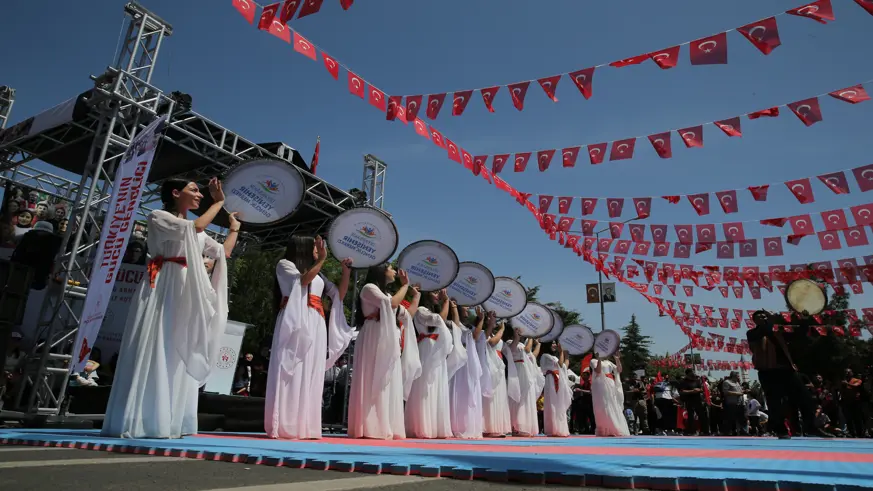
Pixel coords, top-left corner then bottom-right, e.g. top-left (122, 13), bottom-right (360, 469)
top-left (158, 91), bottom-right (193, 116)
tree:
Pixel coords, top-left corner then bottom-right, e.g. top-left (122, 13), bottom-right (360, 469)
top-left (545, 301), bottom-right (582, 327)
top-left (619, 315), bottom-right (652, 372)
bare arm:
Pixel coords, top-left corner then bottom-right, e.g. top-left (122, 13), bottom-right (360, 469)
top-left (524, 338), bottom-right (533, 353)
top-left (336, 258), bottom-right (353, 300)
top-left (489, 322), bottom-right (504, 346)
top-left (194, 178), bottom-right (225, 233)
top-left (438, 290), bottom-right (450, 321)
top-left (593, 359), bottom-right (602, 374)
top-left (405, 285), bottom-right (421, 317)
top-left (532, 340), bottom-right (541, 358)
top-left (450, 301), bottom-right (460, 325)
top-left (221, 212), bottom-right (241, 258)
top-left (472, 307), bottom-right (485, 339)
top-left (301, 236), bottom-right (327, 287)
top-left (391, 269), bottom-right (410, 308)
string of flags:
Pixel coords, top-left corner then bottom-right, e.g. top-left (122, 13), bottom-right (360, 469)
top-left (232, 0), bottom-right (354, 27)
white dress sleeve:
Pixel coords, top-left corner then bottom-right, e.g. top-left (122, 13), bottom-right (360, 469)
top-left (361, 283), bottom-right (401, 394)
top-left (273, 259), bottom-right (312, 376)
top-left (397, 307), bottom-right (422, 401)
top-left (445, 321), bottom-right (468, 380)
top-left (322, 274), bottom-right (355, 370)
top-left (475, 331), bottom-right (494, 398)
top-left (503, 341), bottom-right (521, 402)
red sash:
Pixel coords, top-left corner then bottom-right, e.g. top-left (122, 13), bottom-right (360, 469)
top-left (147, 256), bottom-right (187, 288)
top-left (417, 333), bottom-right (439, 342)
top-left (547, 370), bottom-right (560, 392)
top-left (277, 294), bottom-right (325, 319)
top-left (605, 373), bottom-right (615, 381)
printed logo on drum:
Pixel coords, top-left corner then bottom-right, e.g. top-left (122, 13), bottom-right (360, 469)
top-left (500, 289), bottom-right (513, 298)
top-left (423, 256), bottom-right (439, 266)
top-left (464, 276), bottom-right (478, 285)
top-left (358, 225), bottom-right (377, 238)
top-left (258, 179), bottom-right (280, 194)
top-left (531, 312), bottom-right (542, 321)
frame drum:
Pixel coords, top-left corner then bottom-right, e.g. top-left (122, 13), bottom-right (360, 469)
top-left (784, 278), bottom-right (828, 315)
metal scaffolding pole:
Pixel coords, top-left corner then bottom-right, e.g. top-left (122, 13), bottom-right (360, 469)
top-left (0, 85), bottom-right (14, 130)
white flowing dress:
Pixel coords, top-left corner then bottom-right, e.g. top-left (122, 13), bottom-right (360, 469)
top-left (591, 359), bottom-right (630, 437)
top-left (103, 210), bottom-right (227, 439)
top-left (541, 354), bottom-right (572, 437)
top-left (480, 338), bottom-right (510, 436)
top-left (448, 324), bottom-right (488, 439)
top-left (503, 341), bottom-right (539, 436)
top-left (347, 284), bottom-right (405, 439)
top-left (264, 260), bottom-right (355, 439)
top-left (405, 308), bottom-right (453, 439)
top-left (396, 306), bottom-right (422, 401)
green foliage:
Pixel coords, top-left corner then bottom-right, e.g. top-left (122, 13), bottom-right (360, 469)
top-left (644, 360), bottom-right (685, 381)
top-left (619, 315), bottom-right (652, 372)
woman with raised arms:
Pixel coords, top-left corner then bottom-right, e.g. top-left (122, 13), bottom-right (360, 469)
top-left (480, 318), bottom-right (511, 437)
top-left (265, 235), bottom-right (355, 439)
top-left (395, 285), bottom-right (423, 402)
top-left (503, 329), bottom-right (541, 437)
top-left (447, 304), bottom-right (490, 439)
top-left (103, 178), bottom-right (238, 439)
top-left (591, 351), bottom-right (630, 437)
top-left (540, 343), bottom-right (573, 437)
top-left (347, 264), bottom-right (409, 439)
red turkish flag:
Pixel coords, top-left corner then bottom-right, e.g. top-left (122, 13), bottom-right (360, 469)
top-left (714, 190), bottom-right (738, 213)
top-left (588, 143), bottom-right (608, 164)
top-left (696, 224), bottom-right (716, 242)
top-left (748, 107), bottom-right (779, 119)
top-left (426, 94), bottom-right (446, 120)
top-left (818, 171), bottom-right (851, 194)
top-left (633, 197), bottom-right (652, 218)
top-left (581, 220), bottom-right (598, 236)
top-left (290, 34), bottom-right (323, 61)
top-left (818, 231), bottom-right (842, 251)
top-left (538, 195), bottom-right (554, 214)
top-left (675, 225), bottom-right (693, 244)
top-left (683, 286), bottom-right (694, 297)
top-left (650, 225), bottom-right (668, 243)
top-left (537, 150), bottom-right (555, 171)
top-left (581, 198), bottom-right (598, 216)
top-left (386, 96), bottom-right (402, 121)
top-left (723, 222), bottom-right (745, 241)
top-left (278, 0), bottom-right (302, 22)
top-left (320, 52), bottom-right (340, 80)
top-left (258, 3), bottom-right (280, 29)
top-left (718, 287), bottom-right (729, 298)
top-left (508, 82), bottom-right (530, 111)
top-left (829, 85), bottom-right (871, 104)
top-left (610, 222), bottom-right (625, 239)
top-left (714, 117), bottom-right (742, 137)
top-left (851, 203), bottom-right (873, 226)
top-left (610, 55), bottom-right (650, 68)
top-left (480, 87), bottom-right (500, 113)
top-left (568, 67), bottom-right (595, 99)
top-left (844, 226), bottom-right (869, 247)
top-left (688, 193), bottom-right (710, 216)
top-left (732, 286), bottom-right (744, 299)
top-left (473, 155), bottom-right (488, 177)
top-left (538, 76), bottom-right (561, 102)
top-left (738, 17), bottom-right (782, 55)
top-left (429, 127), bottom-right (446, 148)
top-left (629, 224), bottom-right (645, 241)
top-left (654, 285), bottom-right (663, 295)
top-left (787, 98), bottom-right (823, 126)
top-left (674, 243), bottom-right (691, 258)
top-left (347, 71), bottom-right (365, 98)
top-left (739, 239), bottom-right (758, 258)
top-left (787, 0), bottom-right (835, 24)
top-left (852, 164), bottom-right (873, 192)
top-left (267, 19), bottom-right (291, 43)
top-left (557, 197), bottom-right (573, 214)
top-left (233, 0), bottom-right (257, 23)
top-left (856, 0), bottom-right (873, 15)
top-left (607, 198), bottom-right (625, 218)
top-left (405, 95), bottom-right (423, 121)
top-left (789, 214), bottom-right (815, 235)
top-left (678, 126), bottom-right (704, 148)
top-left (717, 242), bottom-right (735, 259)
top-left (609, 138), bottom-right (636, 161)
top-left (689, 32), bottom-right (728, 65)
top-left (452, 90), bottom-right (473, 116)
top-left (562, 147), bottom-right (580, 167)
top-left (821, 209), bottom-right (849, 231)
top-left (786, 178), bottom-right (815, 204)
top-left (413, 118), bottom-right (430, 140)
top-left (297, 0), bottom-right (324, 18)
top-left (513, 152), bottom-right (531, 172)
top-left (598, 238), bottom-right (614, 251)
top-left (648, 132), bottom-right (672, 158)
top-left (748, 185), bottom-right (769, 201)
top-left (340, 0), bottom-right (353, 9)
top-left (461, 150), bottom-right (474, 172)
top-left (649, 46), bottom-right (681, 69)
top-left (394, 102), bottom-right (408, 125)
top-left (368, 87), bottom-right (386, 111)
top-left (654, 243), bottom-right (671, 257)
top-left (445, 139), bottom-right (461, 163)
top-left (558, 217), bottom-right (575, 233)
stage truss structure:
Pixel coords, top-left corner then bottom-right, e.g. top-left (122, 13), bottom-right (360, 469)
top-left (0, 1), bottom-right (356, 421)
top-left (0, 85), bottom-right (14, 130)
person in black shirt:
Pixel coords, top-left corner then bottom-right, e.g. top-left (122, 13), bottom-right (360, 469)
top-left (572, 371), bottom-right (595, 434)
top-left (623, 372), bottom-right (649, 434)
top-left (678, 368), bottom-right (704, 435)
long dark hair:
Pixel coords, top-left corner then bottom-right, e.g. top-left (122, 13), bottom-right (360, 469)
top-left (160, 179), bottom-right (190, 214)
top-left (274, 235), bottom-right (317, 313)
top-left (354, 263), bottom-right (391, 328)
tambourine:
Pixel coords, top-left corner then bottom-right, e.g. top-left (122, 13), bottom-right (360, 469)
top-left (447, 261), bottom-right (496, 307)
top-left (593, 329), bottom-right (621, 358)
top-left (397, 240), bottom-right (460, 292)
top-left (221, 158), bottom-right (305, 225)
top-left (510, 302), bottom-right (554, 339)
top-left (327, 207), bottom-right (399, 268)
top-left (784, 278), bottom-right (828, 316)
top-left (558, 325), bottom-right (595, 355)
top-left (484, 276), bottom-right (528, 319)
top-left (538, 309), bottom-right (565, 343)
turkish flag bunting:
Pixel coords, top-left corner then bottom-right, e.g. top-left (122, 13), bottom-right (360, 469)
top-left (650, 225), bottom-right (667, 243)
top-left (473, 155), bottom-right (487, 176)
top-left (717, 242), bottom-right (735, 259)
top-left (233, 0), bottom-right (257, 23)
top-left (713, 117), bottom-right (742, 137)
top-left (291, 33), bottom-right (319, 60)
top-left (739, 239), bottom-right (758, 257)
top-left (678, 126), bottom-right (704, 148)
top-left (607, 198), bottom-right (625, 218)
top-left (340, 0), bottom-right (354, 10)
top-left (683, 286), bottom-right (694, 296)
top-left (508, 82), bottom-right (530, 111)
top-left (629, 224), bottom-right (644, 241)
top-left (445, 139), bottom-right (461, 163)
top-left (480, 87), bottom-right (500, 113)
top-left (788, 98), bottom-right (823, 126)
top-left (856, 0), bottom-right (873, 15)
top-left (581, 198), bottom-right (598, 216)
top-left (426, 94), bottom-right (446, 120)
top-left (581, 220), bottom-right (598, 236)
top-left (821, 209), bottom-right (848, 231)
top-left (452, 90), bottom-right (473, 116)
top-left (386, 96), bottom-right (402, 121)
top-left (562, 147), bottom-right (580, 167)
top-left (258, 3), bottom-right (279, 30)
top-left (429, 127), bottom-right (445, 148)
top-left (723, 222), bottom-right (745, 241)
top-left (610, 55), bottom-right (650, 68)
top-left (588, 143), bottom-right (608, 164)
top-left (674, 243), bottom-right (690, 258)
top-left (818, 171), bottom-right (851, 194)
top-left (413, 118), bottom-right (430, 139)
top-left (733, 286), bottom-right (744, 299)
top-left (852, 164), bottom-right (873, 192)
top-left (634, 197), bottom-right (652, 218)
top-left (297, 0), bottom-right (324, 18)
top-left (749, 185), bottom-right (770, 201)
top-left (696, 224), bottom-right (716, 242)
top-left (514, 152), bottom-right (531, 172)
top-left (844, 226), bottom-right (869, 247)
top-left (615, 240), bottom-right (631, 254)
top-left (568, 67), bottom-right (595, 99)
top-left (405, 95), bottom-right (423, 121)
top-left (318, 52), bottom-right (339, 80)
top-left (368, 87), bottom-right (386, 111)
top-left (538, 76), bottom-right (561, 102)
top-left (538, 150), bottom-right (556, 171)
top-left (654, 285), bottom-right (663, 295)
top-left (278, 0), bottom-right (302, 22)
top-left (675, 225), bottom-right (692, 244)
top-left (688, 193), bottom-right (710, 216)
top-left (538, 195), bottom-right (554, 213)
top-left (558, 217), bottom-right (575, 232)
top-left (789, 214), bottom-right (815, 235)
top-left (648, 132), bottom-right (672, 158)
top-left (787, 234), bottom-right (805, 246)
top-left (649, 46), bottom-right (681, 69)
top-left (689, 32), bottom-right (728, 65)
top-left (738, 17), bottom-right (782, 55)
top-left (610, 138), bottom-right (636, 161)
top-left (786, 178), bottom-right (815, 204)
top-left (347, 71), bottom-right (366, 98)
top-left (557, 197), bottom-right (573, 214)
top-left (715, 190), bottom-right (739, 213)
top-left (653, 243), bottom-right (670, 257)
top-left (610, 222), bottom-right (624, 239)
top-left (267, 19), bottom-right (291, 42)
top-left (787, 0), bottom-right (835, 24)
top-left (748, 107), bottom-right (779, 119)
top-left (818, 231), bottom-right (842, 251)
top-left (851, 203), bottom-right (873, 226)
top-left (829, 85), bottom-right (871, 104)
top-left (461, 150), bottom-right (474, 171)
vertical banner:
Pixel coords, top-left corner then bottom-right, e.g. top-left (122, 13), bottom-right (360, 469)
top-left (69, 115), bottom-right (166, 374)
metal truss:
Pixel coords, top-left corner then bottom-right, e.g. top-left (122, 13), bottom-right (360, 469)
top-left (0, 85), bottom-right (14, 130)
top-left (362, 154), bottom-right (387, 209)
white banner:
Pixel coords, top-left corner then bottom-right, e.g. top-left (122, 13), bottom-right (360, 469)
top-left (203, 320), bottom-right (250, 395)
top-left (69, 115), bottom-right (166, 374)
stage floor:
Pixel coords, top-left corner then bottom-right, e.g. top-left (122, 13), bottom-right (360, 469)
top-left (1, 429), bottom-right (870, 489)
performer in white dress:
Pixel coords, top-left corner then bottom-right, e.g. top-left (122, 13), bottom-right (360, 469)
top-left (395, 290), bottom-right (422, 402)
top-left (405, 289), bottom-right (454, 439)
top-left (480, 318), bottom-right (511, 437)
top-left (448, 304), bottom-right (488, 439)
top-left (347, 264), bottom-right (409, 439)
top-left (503, 329), bottom-right (540, 437)
top-left (541, 343), bottom-right (572, 437)
top-left (590, 351), bottom-right (630, 437)
top-left (103, 178), bottom-right (238, 439)
top-left (264, 235), bottom-right (355, 439)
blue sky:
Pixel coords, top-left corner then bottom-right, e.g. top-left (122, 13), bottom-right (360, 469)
top-left (2, 0), bottom-right (872, 369)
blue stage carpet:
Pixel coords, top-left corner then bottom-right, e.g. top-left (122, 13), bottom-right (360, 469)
top-left (1, 428), bottom-right (871, 489)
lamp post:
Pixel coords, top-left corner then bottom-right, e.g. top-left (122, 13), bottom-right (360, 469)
top-left (593, 215), bottom-right (642, 332)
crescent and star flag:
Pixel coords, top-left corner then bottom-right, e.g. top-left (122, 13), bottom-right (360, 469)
top-left (310, 136), bottom-right (320, 175)
top-left (586, 284), bottom-right (600, 304)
